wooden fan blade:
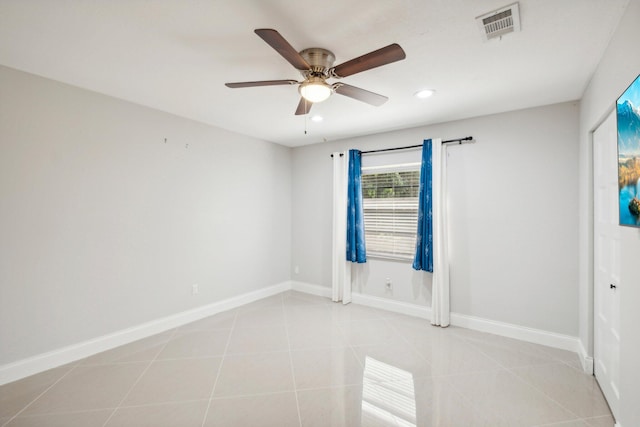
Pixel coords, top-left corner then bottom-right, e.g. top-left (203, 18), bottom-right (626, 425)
top-left (255, 29), bottom-right (311, 71)
top-left (334, 83), bottom-right (388, 106)
top-left (225, 80), bottom-right (298, 88)
top-left (295, 97), bottom-right (313, 115)
top-left (331, 44), bottom-right (406, 78)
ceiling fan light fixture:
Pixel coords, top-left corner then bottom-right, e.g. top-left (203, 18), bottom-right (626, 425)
top-left (299, 77), bottom-right (332, 103)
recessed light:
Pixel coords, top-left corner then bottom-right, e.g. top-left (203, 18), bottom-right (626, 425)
top-left (311, 115), bottom-right (323, 122)
top-left (414, 89), bottom-right (435, 99)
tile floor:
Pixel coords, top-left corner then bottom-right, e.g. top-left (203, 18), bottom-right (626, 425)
top-left (0, 291), bottom-right (614, 427)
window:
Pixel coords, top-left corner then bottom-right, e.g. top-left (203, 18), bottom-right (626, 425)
top-left (361, 163), bottom-right (420, 260)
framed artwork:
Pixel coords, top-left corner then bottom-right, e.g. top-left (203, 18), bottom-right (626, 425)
top-left (616, 73), bottom-right (640, 227)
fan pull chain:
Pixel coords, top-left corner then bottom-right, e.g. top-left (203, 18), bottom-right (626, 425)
top-left (304, 98), bottom-right (308, 135)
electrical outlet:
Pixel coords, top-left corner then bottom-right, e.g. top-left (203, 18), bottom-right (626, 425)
top-left (385, 278), bottom-right (392, 289)
top-left (192, 284), bottom-right (199, 295)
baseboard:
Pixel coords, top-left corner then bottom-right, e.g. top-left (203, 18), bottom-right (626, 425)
top-left (0, 281), bottom-right (292, 386)
top-left (3, 280), bottom-right (584, 386)
top-left (449, 312), bottom-right (581, 353)
top-left (577, 339), bottom-right (594, 374)
top-left (290, 280), bottom-right (332, 298)
top-left (351, 292), bottom-right (430, 319)
top-left (291, 282), bottom-right (581, 355)
top-left (290, 282), bottom-right (431, 320)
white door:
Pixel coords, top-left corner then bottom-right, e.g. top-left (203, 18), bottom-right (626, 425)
top-left (593, 109), bottom-right (621, 419)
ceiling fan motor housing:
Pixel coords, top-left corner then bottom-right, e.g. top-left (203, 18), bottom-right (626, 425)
top-left (299, 48), bottom-right (335, 78)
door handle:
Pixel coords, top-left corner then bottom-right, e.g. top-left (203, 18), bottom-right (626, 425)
top-left (610, 284), bottom-right (617, 289)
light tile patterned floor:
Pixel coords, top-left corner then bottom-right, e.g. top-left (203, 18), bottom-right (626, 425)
top-left (0, 291), bottom-right (614, 427)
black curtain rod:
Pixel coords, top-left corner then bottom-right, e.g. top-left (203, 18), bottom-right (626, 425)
top-left (360, 136), bottom-right (473, 154)
top-left (330, 136), bottom-right (473, 157)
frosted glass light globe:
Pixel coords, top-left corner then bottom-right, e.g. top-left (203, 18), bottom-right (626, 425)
top-left (299, 79), bottom-right (332, 103)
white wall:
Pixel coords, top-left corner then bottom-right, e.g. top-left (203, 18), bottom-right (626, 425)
top-left (0, 66), bottom-right (292, 366)
top-left (578, 0), bottom-right (640, 424)
top-left (292, 102), bottom-right (580, 336)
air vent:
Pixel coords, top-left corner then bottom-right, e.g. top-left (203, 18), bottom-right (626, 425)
top-left (476, 2), bottom-right (521, 41)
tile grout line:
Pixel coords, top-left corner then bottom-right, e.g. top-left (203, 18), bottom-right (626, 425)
top-left (199, 303), bottom-right (241, 427)
top-left (505, 364), bottom-right (604, 423)
top-left (379, 312), bottom-right (437, 372)
top-left (3, 292), bottom-right (609, 427)
top-left (1, 359), bottom-right (85, 427)
top-left (100, 327), bottom-right (180, 427)
top-left (386, 317), bottom-right (577, 425)
top-left (533, 418), bottom-right (607, 427)
top-left (454, 331), bottom-right (566, 373)
top-left (282, 293), bottom-right (303, 427)
top-left (379, 313), bottom-right (497, 426)
top-left (373, 313), bottom-right (428, 427)
top-left (342, 307), bottom-right (591, 426)
top-left (385, 317), bottom-right (506, 421)
top-left (331, 306), bottom-right (406, 425)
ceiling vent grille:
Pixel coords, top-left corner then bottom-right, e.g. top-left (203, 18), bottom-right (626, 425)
top-left (476, 2), bottom-right (521, 41)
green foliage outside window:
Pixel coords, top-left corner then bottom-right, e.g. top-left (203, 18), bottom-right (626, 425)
top-left (362, 171), bottom-right (420, 199)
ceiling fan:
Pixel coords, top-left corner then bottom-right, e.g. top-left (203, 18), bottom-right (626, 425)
top-left (225, 29), bottom-right (406, 115)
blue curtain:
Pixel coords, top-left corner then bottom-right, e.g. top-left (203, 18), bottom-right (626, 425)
top-left (413, 139), bottom-right (433, 272)
top-left (346, 149), bottom-right (366, 263)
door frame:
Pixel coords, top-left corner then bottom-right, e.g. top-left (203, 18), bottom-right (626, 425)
top-left (584, 104), bottom-right (616, 376)
top-left (591, 108), bottom-right (621, 422)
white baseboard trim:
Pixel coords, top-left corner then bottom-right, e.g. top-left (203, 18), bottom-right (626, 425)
top-left (577, 339), bottom-right (594, 374)
top-left (2, 280), bottom-right (584, 386)
top-left (351, 292), bottom-right (431, 319)
top-left (290, 282), bottom-right (432, 320)
top-left (0, 281), bottom-right (291, 386)
top-left (449, 312), bottom-right (581, 354)
top-left (290, 280), bottom-right (332, 298)
top-left (290, 282), bottom-right (431, 321)
top-left (290, 282), bottom-right (580, 355)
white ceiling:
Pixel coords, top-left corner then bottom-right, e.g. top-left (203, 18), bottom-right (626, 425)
top-left (0, 0), bottom-right (629, 147)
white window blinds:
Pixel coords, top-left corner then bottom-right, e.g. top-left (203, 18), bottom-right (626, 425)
top-left (361, 163), bottom-right (420, 260)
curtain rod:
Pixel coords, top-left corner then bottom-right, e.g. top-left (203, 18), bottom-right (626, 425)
top-left (361, 136), bottom-right (473, 154)
top-left (330, 136), bottom-right (473, 157)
